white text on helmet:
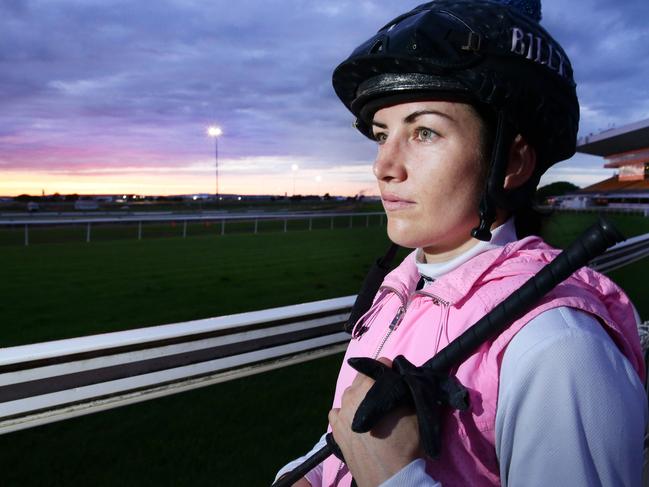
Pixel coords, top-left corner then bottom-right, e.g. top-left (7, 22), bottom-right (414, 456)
top-left (510, 27), bottom-right (566, 78)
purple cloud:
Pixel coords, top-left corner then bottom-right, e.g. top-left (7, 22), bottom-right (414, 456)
top-left (1, 0), bottom-right (648, 193)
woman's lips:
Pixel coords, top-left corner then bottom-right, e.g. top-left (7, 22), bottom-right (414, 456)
top-left (381, 193), bottom-right (415, 211)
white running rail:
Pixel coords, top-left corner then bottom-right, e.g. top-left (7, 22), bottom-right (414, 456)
top-left (0, 296), bottom-right (354, 435)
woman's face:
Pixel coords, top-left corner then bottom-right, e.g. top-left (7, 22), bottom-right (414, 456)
top-left (372, 100), bottom-right (487, 262)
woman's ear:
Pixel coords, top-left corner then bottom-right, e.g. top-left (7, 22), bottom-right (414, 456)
top-left (504, 134), bottom-right (537, 190)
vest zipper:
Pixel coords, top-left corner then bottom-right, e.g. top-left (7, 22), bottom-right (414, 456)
top-left (352, 288), bottom-right (390, 339)
top-left (372, 305), bottom-right (405, 359)
top-left (370, 286), bottom-right (407, 359)
top-left (335, 287), bottom-right (447, 486)
top-left (336, 287), bottom-right (407, 486)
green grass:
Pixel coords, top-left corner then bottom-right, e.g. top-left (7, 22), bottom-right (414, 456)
top-left (0, 212), bottom-right (648, 486)
top-left (2, 211), bottom-right (645, 347)
top-left (1, 226), bottom-right (398, 347)
top-left (541, 211), bottom-right (649, 248)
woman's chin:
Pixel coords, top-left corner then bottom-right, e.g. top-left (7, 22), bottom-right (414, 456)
top-left (386, 224), bottom-right (425, 249)
top-left (386, 220), bottom-right (477, 253)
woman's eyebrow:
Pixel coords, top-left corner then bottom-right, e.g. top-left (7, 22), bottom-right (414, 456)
top-left (372, 109), bottom-right (454, 129)
top-left (403, 109), bottom-right (454, 124)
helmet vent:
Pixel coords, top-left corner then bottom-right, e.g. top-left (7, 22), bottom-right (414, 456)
top-left (461, 32), bottom-right (482, 51)
top-left (369, 39), bottom-right (384, 54)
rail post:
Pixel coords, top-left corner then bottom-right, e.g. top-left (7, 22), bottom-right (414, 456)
top-left (284, 218), bottom-right (288, 233)
top-left (183, 220), bottom-right (187, 238)
top-left (138, 221), bottom-right (142, 240)
top-left (86, 222), bottom-right (91, 243)
top-left (330, 216), bottom-right (334, 230)
top-left (349, 215), bottom-right (353, 228)
top-left (366, 215), bottom-right (370, 227)
top-left (221, 220), bottom-right (225, 236)
top-left (254, 219), bottom-right (258, 234)
top-left (309, 218), bottom-right (313, 231)
top-left (24, 224), bottom-right (29, 246)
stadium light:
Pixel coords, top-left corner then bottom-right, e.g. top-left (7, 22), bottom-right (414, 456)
top-left (291, 164), bottom-right (299, 196)
top-left (207, 126), bottom-right (222, 137)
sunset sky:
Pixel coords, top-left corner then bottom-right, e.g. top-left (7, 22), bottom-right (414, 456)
top-left (1, 0), bottom-right (649, 197)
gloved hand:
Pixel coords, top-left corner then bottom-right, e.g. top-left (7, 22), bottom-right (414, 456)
top-left (346, 355), bottom-right (469, 458)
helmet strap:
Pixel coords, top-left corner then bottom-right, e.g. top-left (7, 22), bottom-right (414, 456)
top-left (471, 110), bottom-right (516, 241)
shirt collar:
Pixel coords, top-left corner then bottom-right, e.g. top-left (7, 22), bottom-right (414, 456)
top-left (415, 218), bottom-right (518, 281)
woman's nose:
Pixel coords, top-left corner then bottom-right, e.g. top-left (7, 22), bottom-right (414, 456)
top-left (373, 138), bottom-right (407, 182)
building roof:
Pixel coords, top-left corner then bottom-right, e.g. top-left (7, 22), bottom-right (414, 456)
top-left (579, 176), bottom-right (649, 193)
top-left (576, 117), bottom-right (649, 156)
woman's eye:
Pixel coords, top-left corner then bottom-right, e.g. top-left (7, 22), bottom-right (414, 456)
top-left (374, 132), bottom-right (388, 144)
top-left (416, 127), bottom-right (437, 142)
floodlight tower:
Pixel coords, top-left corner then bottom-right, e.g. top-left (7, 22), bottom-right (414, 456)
top-left (207, 126), bottom-right (223, 200)
top-left (291, 164), bottom-right (299, 196)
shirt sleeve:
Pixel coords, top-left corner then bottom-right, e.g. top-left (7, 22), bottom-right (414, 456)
top-left (496, 306), bottom-right (648, 487)
top-left (274, 433), bottom-right (327, 486)
top-left (275, 436), bottom-right (443, 487)
top-left (378, 459), bottom-right (442, 487)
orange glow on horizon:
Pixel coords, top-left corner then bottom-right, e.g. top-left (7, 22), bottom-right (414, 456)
top-left (0, 167), bottom-right (378, 198)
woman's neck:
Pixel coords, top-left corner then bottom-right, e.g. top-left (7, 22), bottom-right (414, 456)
top-left (422, 211), bottom-right (510, 264)
top-left (416, 218), bottom-right (517, 281)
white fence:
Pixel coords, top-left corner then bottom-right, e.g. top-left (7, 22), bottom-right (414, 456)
top-left (0, 296), bottom-right (354, 435)
top-left (0, 211), bottom-right (385, 245)
top-left (588, 231), bottom-right (649, 273)
top-left (1, 232), bottom-right (649, 435)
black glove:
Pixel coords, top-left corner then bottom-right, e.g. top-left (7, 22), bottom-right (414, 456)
top-left (347, 355), bottom-right (469, 458)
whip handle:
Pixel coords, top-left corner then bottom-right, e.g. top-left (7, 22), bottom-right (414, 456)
top-left (271, 437), bottom-right (334, 487)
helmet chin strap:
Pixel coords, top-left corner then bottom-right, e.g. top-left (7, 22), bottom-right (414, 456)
top-left (471, 110), bottom-right (516, 241)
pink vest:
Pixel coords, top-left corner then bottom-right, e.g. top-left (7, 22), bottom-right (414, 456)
top-left (321, 236), bottom-right (645, 487)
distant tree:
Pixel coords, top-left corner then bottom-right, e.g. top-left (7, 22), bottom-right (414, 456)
top-left (64, 193), bottom-right (80, 201)
top-left (536, 181), bottom-right (579, 203)
top-left (14, 194), bottom-right (34, 201)
top-left (323, 193), bottom-right (331, 200)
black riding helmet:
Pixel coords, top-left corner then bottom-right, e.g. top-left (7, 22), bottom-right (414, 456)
top-left (332, 0), bottom-right (579, 240)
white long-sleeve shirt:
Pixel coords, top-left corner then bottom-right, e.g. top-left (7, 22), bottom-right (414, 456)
top-left (276, 221), bottom-right (647, 486)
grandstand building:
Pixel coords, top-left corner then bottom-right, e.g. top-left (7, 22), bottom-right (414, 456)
top-left (571, 117), bottom-right (649, 208)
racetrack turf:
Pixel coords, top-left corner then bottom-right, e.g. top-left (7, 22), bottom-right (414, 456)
top-left (1, 212), bottom-right (648, 485)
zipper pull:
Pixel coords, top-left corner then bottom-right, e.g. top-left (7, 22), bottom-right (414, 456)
top-left (389, 306), bottom-right (405, 331)
top-left (352, 321), bottom-right (369, 339)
